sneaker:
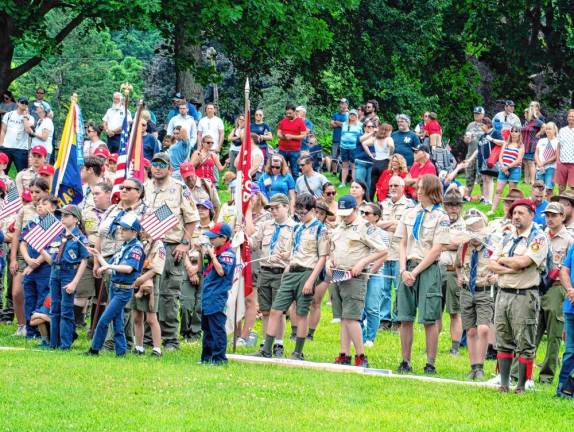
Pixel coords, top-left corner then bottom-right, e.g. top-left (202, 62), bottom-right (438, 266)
top-left (36, 340), bottom-right (50, 349)
top-left (514, 386), bottom-right (526, 394)
top-left (331, 318), bottom-right (341, 324)
top-left (334, 353), bottom-right (351, 365)
top-left (423, 363), bottom-right (437, 374)
top-left (13, 325), bottom-right (26, 337)
top-left (289, 333), bottom-right (297, 341)
top-left (449, 348), bottom-right (459, 356)
top-left (133, 349), bottom-right (145, 356)
top-left (273, 344), bottom-right (284, 358)
top-left (487, 374), bottom-right (502, 385)
top-left (525, 379), bottom-right (535, 390)
top-left (164, 343), bottom-right (179, 352)
top-left (474, 368), bottom-right (485, 380)
top-left (354, 354), bottom-right (369, 368)
top-left (364, 340), bottom-right (374, 348)
top-left (251, 349), bottom-right (271, 358)
top-left (83, 348), bottom-right (99, 356)
top-left (151, 350), bottom-right (162, 357)
top-left (397, 361), bottom-right (412, 374)
top-left (289, 352), bottom-right (305, 361)
top-left (467, 369), bottom-right (477, 380)
top-left (235, 337), bottom-right (247, 347)
top-left (338, 184), bottom-right (346, 189)
top-left (246, 332), bottom-right (259, 347)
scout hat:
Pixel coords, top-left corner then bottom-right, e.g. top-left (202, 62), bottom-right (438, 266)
top-left (205, 222), bottom-right (232, 239)
top-left (463, 208), bottom-right (488, 235)
top-left (337, 195), bottom-right (357, 217)
top-left (551, 190), bottom-right (574, 206)
top-left (503, 188), bottom-right (524, 203)
top-left (315, 201), bottom-right (334, 217)
top-left (59, 204), bottom-right (82, 222)
top-left (264, 193), bottom-right (290, 209)
top-left (118, 212), bottom-right (141, 232)
top-left (543, 202), bottom-right (564, 215)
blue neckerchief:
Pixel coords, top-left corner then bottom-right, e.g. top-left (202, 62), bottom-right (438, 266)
top-left (508, 236), bottom-right (523, 257)
top-left (269, 222), bottom-right (286, 255)
top-left (412, 204), bottom-right (440, 240)
top-left (469, 249), bottom-right (479, 294)
top-left (292, 218), bottom-right (320, 255)
top-left (107, 206), bottom-right (134, 237)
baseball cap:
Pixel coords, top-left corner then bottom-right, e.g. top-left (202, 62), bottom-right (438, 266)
top-left (152, 152), bottom-right (171, 165)
top-left (507, 198), bottom-right (535, 217)
top-left (197, 199), bottom-right (214, 210)
top-left (337, 195), bottom-right (357, 217)
top-left (339, 98), bottom-right (349, 104)
top-left (59, 204), bottom-right (82, 222)
top-left (205, 222), bottom-right (233, 239)
top-left (173, 92), bottom-right (184, 100)
top-left (93, 147), bottom-right (111, 159)
top-left (17, 96), bottom-right (28, 105)
top-left (118, 212), bottom-right (141, 232)
top-left (543, 202), bottom-right (564, 215)
top-left (505, 100), bottom-right (515, 106)
top-left (109, 153), bottom-right (119, 162)
top-left (180, 162), bottom-right (195, 178)
top-left (250, 183), bottom-right (261, 196)
top-left (31, 145), bottom-right (47, 157)
top-left (38, 164), bottom-right (55, 176)
top-left (349, 109), bottom-right (358, 116)
top-left (264, 193), bottom-right (290, 208)
top-left (473, 106), bottom-right (485, 114)
top-left (0, 152), bottom-right (9, 165)
top-left (413, 142), bottom-right (431, 153)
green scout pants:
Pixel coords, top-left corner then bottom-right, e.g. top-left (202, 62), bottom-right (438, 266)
top-left (397, 261), bottom-right (442, 324)
top-left (495, 289), bottom-right (540, 358)
top-left (180, 275), bottom-right (202, 339)
top-left (535, 285), bottom-right (565, 384)
top-left (158, 244), bottom-right (184, 347)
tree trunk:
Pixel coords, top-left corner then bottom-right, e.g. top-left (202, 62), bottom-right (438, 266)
top-left (0, 14), bottom-right (16, 93)
top-left (174, 21), bottom-right (205, 111)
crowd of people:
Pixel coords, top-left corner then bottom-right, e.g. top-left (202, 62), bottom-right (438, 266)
top-left (0, 89), bottom-right (574, 399)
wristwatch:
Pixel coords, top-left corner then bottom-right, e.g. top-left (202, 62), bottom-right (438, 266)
top-left (180, 239), bottom-right (190, 246)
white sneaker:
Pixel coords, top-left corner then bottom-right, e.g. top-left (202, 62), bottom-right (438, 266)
top-left (331, 318), bottom-right (341, 324)
top-left (235, 337), bottom-right (247, 347)
top-left (525, 379), bottom-right (535, 390)
top-left (487, 374), bottom-right (501, 385)
top-left (364, 341), bottom-right (374, 348)
top-left (13, 325), bottom-right (26, 337)
top-left (486, 210), bottom-right (495, 216)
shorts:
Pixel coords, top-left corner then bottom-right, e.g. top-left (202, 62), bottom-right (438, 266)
top-left (397, 261), bottom-right (442, 324)
top-left (441, 268), bottom-right (461, 314)
top-left (75, 259), bottom-right (96, 298)
top-left (555, 161), bottom-right (574, 187)
top-left (33, 305), bottom-right (50, 316)
top-left (498, 166), bottom-right (521, 183)
top-left (460, 287), bottom-right (494, 330)
top-left (340, 147), bottom-right (356, 163)
top-left (523, 152), bottom-right (535, 161)
top-left (128, 276), bottom-right (159, 313)
top-left (271, 270), bottom-right (314, 316)
top-left (536, 167), bottom-right (556, 190)
top-left (257, 268), bottom-right (283, 312)
top-left (330, 274), bottom-right (368, 321)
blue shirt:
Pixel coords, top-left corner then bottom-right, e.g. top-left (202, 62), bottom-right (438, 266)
top-left (258, 172), bottom-right (296, 199)
top-left (355, 136), bottom-right (374, 162)
top-left (251, 122), bottom-right (271, 150)
top-left (167, 103), bottom-right (201, 122)
top-left (562, 245), bottom-right (574, 314)
top-left (301, 118), bottom-right (314, 150)
top-left (534, 200), bottom-right (548, 228)
top-left (331, 111), bottom-right (348, 143)
top-left (143, 134), bottom-right (161, 161)
top-left (50, 227), bottom-right (90, 266)
top-left (167, 138), bottom-right (192, 177)
top-left (391, 130), bottom-right (420, 167)
top-left (111, 237), bottom-right (145, 285)
top-left (340, 122), bottom-right (363, 150)
top-left (202, 248), bottom-right (236, 315)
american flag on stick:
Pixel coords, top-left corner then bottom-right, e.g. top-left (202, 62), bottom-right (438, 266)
top-left (331, 269), bottom-right (353, 283)
top-left (23, 214), bottom-right (65, 252)
top-left (141, 204), bottom-right (178, 240)
top-left (0, 187), bottom-right (23, 220)
top-left (543, 140), bottom-right (556, 162)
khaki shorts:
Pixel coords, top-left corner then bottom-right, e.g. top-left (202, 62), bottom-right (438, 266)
top-left (460, 287), bottom-right (494, 330)
top-left (76, 260), bottom-right (96, 299)
top-left (271, 270), bottom-right (314, 316)
top-left (441, 268), bottom-right (461, 314)
top-left (397, 261), bottom-right (442, 324)
top-left (129, 276), bottom-right (159, 313)
top-left (330, 275), bottom-right (367, 321)
top-left (257, 269), bottom-right (284, 312)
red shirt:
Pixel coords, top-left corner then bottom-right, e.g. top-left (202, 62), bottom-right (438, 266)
top-left (424, 120), bottom-right (442, 135)
top-left (409, 159), bottom-right (437, 179)
top-left (375, 170), bottom-right (415, 201)
top-left (278, 117), bottom-right (307, 152)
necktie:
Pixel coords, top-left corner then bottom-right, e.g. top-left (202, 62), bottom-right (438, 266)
top-left (469, 249), bottom-right (479, 295)
top-left (269, 223), bottom-right (285, 255)
top-left (507, 236), bottom-right (523, 257)
top-left (413, 204), bottom-right (440, 240)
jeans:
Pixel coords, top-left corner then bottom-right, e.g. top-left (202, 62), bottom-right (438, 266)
top-left (362, 271), bottom-right (384, 342)
top-left (49, 267), bottom-right (77, 349)
top-left (354, 160), bottom-right (372, 189)
top-left (279, 149), bottom-right (301, 178)
top-left (24, 267), bottom-right (50, 337)
top-left (381, 260), bottom-right (399, 322)
top-left (557, 312), bottom-right (574, 395)
top-left (92, 286), bottom-right (133, 355)
top-left (0, 147), bottom-right (28, 172)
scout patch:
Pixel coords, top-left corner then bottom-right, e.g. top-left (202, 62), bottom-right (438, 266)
top-left (68, 249), bottom-right (77, 260)
top-left (158, 246), bottom-right (166, 260)
top-left (183, 186), bottom-right (192, 199)
top-left (220, 255), bottom-right (234, 264)
top-left (440, 220), bottom-right (450, 227)
top-left (131, 249), bottom-right (142, 261)
top-left (367, 224), bottom-right (376, 235)
top-left (530, 237), bottom-right (544, 252)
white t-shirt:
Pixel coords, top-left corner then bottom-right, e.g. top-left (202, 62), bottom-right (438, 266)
top-left (374, 137), bottom-right (393, 161)
top-left (198, 116), bottom-right (224, 150)
top-left (536, 137), bottom-right (558, 169)
top-left (167, 114), bottom-right (197, 147)
top-left (102, 106), bottom-right (132, 131)
top-left (493, 111), bottom-right (521, 131)
top-left (1, 110), bottom-right (35, 150)
top-left (31, 117), bottom-right (54, 154)
top-left (558, 126), bottom-right (574, 164)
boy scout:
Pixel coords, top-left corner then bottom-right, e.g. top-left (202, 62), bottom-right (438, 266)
top-left (488, 199), bottom-right (549, 393)
top-left (395, 174), bottom-right (451, 374)
top-left (254, 193), bottom-right (328, 361)
top-left (328, 195), bottom-right (388, 367)
top-left (247, 193), bottom-right (295, 354)
top-left (456, 209), bottom-right (495, 380)
top-left (536, 202), bottom-right (574, 384)
top-left (144, 152), bottom-right (199, 350)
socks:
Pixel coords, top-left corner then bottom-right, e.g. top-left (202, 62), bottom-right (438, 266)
top-left (290, 326), bottom-right (297, 337)
top-left (294, 337), bottom-right (306, 354)
top-left (262, 335), bottom-right (275, 354)
top-left (497, 352), bottom-right (514, 387)
top-left (307, 328), bottom-right (316, 338)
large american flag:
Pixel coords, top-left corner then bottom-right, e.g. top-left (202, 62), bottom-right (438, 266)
top-left (23, 214), bottom-right (65, 252)
top-left (111, 113), bottom-right (131, 203)
top-left (141, 204), bottom-right (178, 240)
top-left (0, 187), bottom-right (23, 220)
top-left (331, 269), bottom-right (353, 283)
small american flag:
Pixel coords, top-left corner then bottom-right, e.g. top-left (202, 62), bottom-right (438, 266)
top-left (331, 268), bottom-right (353, 283)
top-left (141, 204), bottom-right (178, 240)
top-left (23, 214), bottom-right (65, 252)
top-left (543, 140), bottom-right (556, 162)
top-left (0, 187), bottom-right (23, 220)
top-left (111, 113), bottom-right (131, 203)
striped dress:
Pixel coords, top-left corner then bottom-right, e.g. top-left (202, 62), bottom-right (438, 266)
top-left (501, 145), bottom-right (520, 167)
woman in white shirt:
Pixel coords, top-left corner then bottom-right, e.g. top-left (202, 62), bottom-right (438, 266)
top-left (30, 103), bottom-right (54, 159)
top-left (370, 123), bottom-right (394, 199)
top-left (535, 121), bottom-right (559, 198)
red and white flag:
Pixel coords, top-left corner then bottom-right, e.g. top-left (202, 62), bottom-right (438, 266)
top-left (23, 214), bottom-right (65, 252)
top-left (0, 187), bottom-right (23, 220)
top-left (141, 204), bottom-right (178, 240)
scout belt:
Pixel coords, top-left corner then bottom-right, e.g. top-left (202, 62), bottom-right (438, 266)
top-left (463, 284), bottom-right (490, 293)
top-left (289, 265), bottom-right (313, 273)
top-left (113, 283), bottom-right (134, 289)
top-left (500, 287), bottom-right (538, 295)
top-left (261, 266), bottom-right (284, 275)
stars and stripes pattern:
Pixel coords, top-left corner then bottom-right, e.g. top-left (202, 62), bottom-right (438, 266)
top-left (23, 214), bottom-right (65, 252)
top-left (331, 269), bottom-right (353, 283)
top-left (0, 187), bottom-right (23, 220)
top-left (141, 204), bottom-right (178, 240)
top-left (542, 140), bottom-right (556, 162)
top-left (111, 113), bottom-right (131, 203)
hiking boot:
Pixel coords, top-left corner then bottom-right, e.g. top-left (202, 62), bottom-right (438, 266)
top-left (273, 344), bottom-right (284, 358)
top-left (354, 354), bottom-right (369, 368)
top-left (467, 369), bottom-right (477, 380)
top-left (251, 349), bottom-right (272, 358)
top-left (290, 352), bottom-right (305, 361)
top-left (397, 361), bottom-right (412, 374)
top-left (423, 363), bottom-right (437, 374)
top-left (334, 353), bottom-right (351, 365)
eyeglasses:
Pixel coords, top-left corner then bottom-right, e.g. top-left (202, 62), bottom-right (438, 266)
top-left (271, 165), bottom-right (281, 169)
top-left (388, 184), bottom-right (401, 188)
top-left (298, 164), bottom-right (307, 168)
top-left (120, 185), bottom-right (138, 191)
top-left (151, 161), bottom-right (168, 169)
top-left (360, 210), bottom-right (374, 216)
top-left (204, 141), bottom-right (214, 145)
top-left (365, 125), bottom-right (374, 128)
top-left (325, 191), bottom-right (336, 196)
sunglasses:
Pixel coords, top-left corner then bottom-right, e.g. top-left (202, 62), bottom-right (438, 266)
top-left (360, 210), bottom-right (374, 216)
top-left (151, 161), bottom-right (168, 169)
top-left (298, 164), bottom-right (307, 168)
top-left (271, 165), bottom-right (281, 169)
top-left (325, 191), bottom-right (336, 196)
top-left (120, 185), bottom-right (138, 191)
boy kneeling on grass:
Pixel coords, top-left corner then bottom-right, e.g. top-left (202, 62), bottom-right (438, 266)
top-left (200, 223), bottom-right (236, 365)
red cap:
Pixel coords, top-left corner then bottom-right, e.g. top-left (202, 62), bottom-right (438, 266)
top-left (144, 159), bottom-right (151, 168)
top-left (507, 198), bottom-right (536, 218)
top-left (0, 152), bottom-right (9, 165)
top-left (0, 179), bottom-right (6, 192)
top-left (21, 189), bottom-right (32, 203)
top-left (38, 164), bottom-right (55, 176)
top-left (93, 147), bottom-right (111, 159)
top-left (31, 145), bottom-right (47, 157)
top-left (109, 153), bottom-right (119, 162)
top-left (180, 162), bottom-right (195, 178)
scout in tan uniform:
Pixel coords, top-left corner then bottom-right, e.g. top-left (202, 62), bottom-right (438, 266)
top-left (488, 198), bottom-right (549, 393)
top-left (79, 156), bottom-right (104, 211)
top-left (395, 174), bottom-right (451, 374)
top-left (254, 193), bottom-right (328, 361)
top-left (379, 176), bottom-right (414, 329)
top-left (180, 161), bottom-right (221, 220)
top-left (536, 202), bottom-right (574, 383)
top-left (14, 145), bottom-right (46, 193)
top-left (327, 195), bottom-right (388, 367)
top-left (456, 209), bottom-right (495, 380)
top-left (439, 189), bottom-right (466, 355)
top-left (246, 193), bottom-right (295, 353)
top-left (550, 191), bottom-right (574, 235)
top-left (144, 152), bottom-right (199, 350)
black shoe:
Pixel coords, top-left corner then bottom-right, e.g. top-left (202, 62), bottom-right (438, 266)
top-left (83, 348), bottom-right (99, 356)
top-left (251, 349), bottom-right (272, 358)
top-left (273, 344), bottom-right (284, 358)
top-left (397, 361), bottom-right (412, 374)
top-left (290, 352), bottom-right (305, 361)
top-left (133, 349), bottom-right (145, 356)
top-left (485, 346), bottom-right (497, 360)
top-left (423, 363), bottom-right (437, 374)
top-left (151, 350), bottom-right (162, 357)
top-left (306, 335), bottom-right (314, 341)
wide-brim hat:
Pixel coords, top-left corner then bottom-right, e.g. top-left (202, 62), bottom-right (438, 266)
top-left (551, 190), bottom-right (574, 206)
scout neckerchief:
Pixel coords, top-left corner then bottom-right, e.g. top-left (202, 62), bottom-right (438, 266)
top-left (204, 240), bottom-right (232, 276)
top-left (108, 206), bottom-right (132, 237)
top-left (269, 221), bottom-right (287, 255)
top-left (292, 218), bottom-right (320, 255)
top-left (113, 237), bottom-right (138, 266)
top-left (412, 203), bottom-right (440, 241)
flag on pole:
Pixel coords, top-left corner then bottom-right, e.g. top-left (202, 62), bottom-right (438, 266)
top-left (23, 214), bottom-right (65, 252)
top-left (0, 186), bottom-right (23, 220)
top-left (331, 269), bottom-right (353, 283)
top-left (141, 204), bottom-right (178, 240)
top-left (543, 140), bottom-right (556, 162)
top-left (52, 95), bottom-right (84, 205)
top-left (237, 110), bottom-right (253, 296)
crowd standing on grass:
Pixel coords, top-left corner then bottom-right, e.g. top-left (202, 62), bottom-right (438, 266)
top-left (1, 90), bottom-right (574, 398)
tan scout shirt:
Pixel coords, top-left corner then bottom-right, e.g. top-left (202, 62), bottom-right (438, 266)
top-left (546, 225), bottom-right (574, 268)
top-left (488, 217), bottom-right (515, 251)
top-left (381, 195), bottom-right (414, 261)
top-left (395, 204), bottom-right (451, 261)
top-left (330, 216), bottom-right (388, 270)
top-left (84, 206), bottom-right (107, 246)
top-left (144, 177), bottom-right (199, 244)
top-left (80, 184), bottom-right (97, 211)
top-left (143, 239), bottom-right (166, 275)
top-left (250, 217), bottom-right (296, 268)
top-left (491, 223), bottom-right (549, 289)
top-left (189, 223), bottom-right (213, 262)
top-left (566, 218), bottom-right (574, 237)
top-left (15, 203), bottom-right (38, 231)
top-left (457, 243), bottom-right (493, 287)
top-left (440, 216), bottom-right (466, 267)
top-left (15, 168), bottom-right (37, 193)
top-left (97, 201), bottom-right (147, 257)
top-left (190, 177), bottom-right (221, 210)
top-left (290, 218), bottom-right (329, 269)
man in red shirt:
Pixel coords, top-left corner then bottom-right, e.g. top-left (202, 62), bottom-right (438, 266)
top-left (277, 103), bottom-right (307, 177)
top-left (405, 143), bottom-right (437, 199)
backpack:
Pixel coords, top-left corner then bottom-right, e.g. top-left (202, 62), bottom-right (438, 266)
top-left (431, 140), bottom-right (456, 174)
